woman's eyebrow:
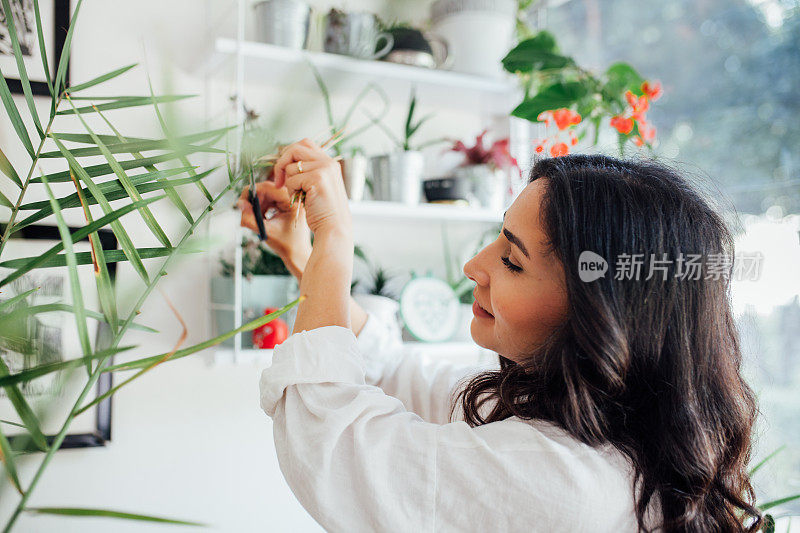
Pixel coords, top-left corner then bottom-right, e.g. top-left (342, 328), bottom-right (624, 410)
top-left (502, 228), bottom-right (530, 259)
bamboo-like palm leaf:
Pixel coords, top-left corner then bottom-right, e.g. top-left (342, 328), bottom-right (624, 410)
top-left (41, 176), bottom-right (93, 374)
top-left (749, 445), bottom-right (785, 476)
top-left (66, 96), bottom-right (172, 249)
top-left (1, 0), bottom-right (44, 137)
top-left (0, 65), bottom-right (34, 157)
top-left (0, 196), bottom-right (164, 288)
top-left (25, 507), bottom-right (205, 526)
top-left (0, 288), bottom-right (38, 311)
top-left (0, 246), bottom-right (194, 270)
top-left (758, 493), bottom-right (800, 511)
top-left (0, 190), bottom-right (12, 208)
top-left (0, 304), bottom-right (155, 333)
top-left (56, 95), bottom-right (194, 116)
top-left (67, 64), bottom-right (137, 94)
top-left (31, 151), bottom-right (202, 183)
top-left (102, 297), bottom-right (303, 374)
top-left (0, 358), bottom-right (47, 452)
top-left (147, 75), bottom-right (214, 201)
top-left (14, 174), bottom-right (205, 232)
top-left (0, 346), bottom-right (133, 388)
top-left (0, 424), bottom-right (23, 495)
top-left (52, 0), bottom-right (83, 114)
top-left (32, 0), bottom-right (54, 96)
top-left (93, 108), bottom-right (196, 224)
top-left (50, 136), bottom-right (150, 282)
top-left (0, 147), bottom-right (22, 188)
top-left (39, 131), bottom-right (229, 158)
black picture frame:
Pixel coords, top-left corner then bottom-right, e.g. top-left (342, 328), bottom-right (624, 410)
top-left (0, 224), bottom-right (116, 451)
top-left (2, 0), bottom-right (70, 96)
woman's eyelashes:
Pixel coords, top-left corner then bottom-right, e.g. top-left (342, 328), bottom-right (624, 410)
top-left (501, 255), bottom-right (523, 273)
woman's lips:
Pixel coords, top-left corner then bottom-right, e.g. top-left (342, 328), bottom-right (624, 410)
top-left (472, 300), bottom-right (494, 319)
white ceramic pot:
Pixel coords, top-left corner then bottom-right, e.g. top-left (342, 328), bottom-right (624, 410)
top-left (342, 154), bottom-right (367, 202)
top-left (430, 0), bottom-right (516, 78)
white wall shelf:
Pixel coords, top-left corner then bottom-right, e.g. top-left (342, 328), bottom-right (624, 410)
top-left (204, 38), bottom-right (521, 113)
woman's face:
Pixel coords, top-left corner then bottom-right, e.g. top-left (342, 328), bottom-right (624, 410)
top-left (463, 179), bottom-right (569, 362)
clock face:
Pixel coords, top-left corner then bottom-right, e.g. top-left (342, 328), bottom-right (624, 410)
top-left (399, 277), bottom-right (460, 342)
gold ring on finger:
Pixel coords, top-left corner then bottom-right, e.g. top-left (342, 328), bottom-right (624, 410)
top-left (297, 160), bottom-right (304, 173)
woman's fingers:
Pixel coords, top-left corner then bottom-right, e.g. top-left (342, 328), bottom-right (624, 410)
top-left (273, 141), bottom-right (322, 188)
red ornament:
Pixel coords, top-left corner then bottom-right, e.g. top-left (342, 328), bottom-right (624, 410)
top-left (252, 307), bottom-right (289, 349)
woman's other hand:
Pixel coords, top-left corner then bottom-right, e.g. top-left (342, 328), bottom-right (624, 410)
top-left (272, 138), bottom-right (352, 239)
top-left (237, 180), bottom-right (312, 280)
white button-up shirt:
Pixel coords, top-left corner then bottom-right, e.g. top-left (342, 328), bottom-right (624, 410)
top-left (260, 312), bottom-right (647, 532)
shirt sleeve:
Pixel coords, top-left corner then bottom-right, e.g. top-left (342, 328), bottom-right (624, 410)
top-left (259, 327), bottom-right (638, 533)
top-left (353, 311), bottom-right (484, 424)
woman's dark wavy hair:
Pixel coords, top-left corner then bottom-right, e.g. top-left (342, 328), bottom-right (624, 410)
top-left (452, 154), bottom-right (761, 532)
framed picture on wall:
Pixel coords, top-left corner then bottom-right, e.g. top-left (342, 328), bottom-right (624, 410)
top-left (0, 225), bottom-right (116, 451)
top-left (0, 0), bottom-right (70, 95)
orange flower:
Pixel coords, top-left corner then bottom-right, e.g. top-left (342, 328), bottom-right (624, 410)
top-left (552, 108), bottom-right (582, 130)
top-left (632, 136), bottom-right (644, 147)
top-left (610, 115), bottom-right (634, 134)
top-left (535, 144), bottom-right (545, 153)
top-left (638, 121), bottom-right (656, 142)
top-left (641, 81), bottom-right (662, 101)
top-left (625, 90), bottom-right (650, 121)
top-left (536, 111), bottom-right (552, 127)
top-left (569, 130), bottom-right (578, 146)
top-left (550, 142), bottom-right (569, 157)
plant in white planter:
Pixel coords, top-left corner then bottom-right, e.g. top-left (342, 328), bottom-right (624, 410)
top-left (449, 129), bottom-right (520, 211)
top-left (367, 88), bottom-right (445, 205)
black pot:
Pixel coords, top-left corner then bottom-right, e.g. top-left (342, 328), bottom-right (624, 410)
top-left (385, 27), bottom-right (433, 54)
top-left (423, 176), bottom-right (470, 202)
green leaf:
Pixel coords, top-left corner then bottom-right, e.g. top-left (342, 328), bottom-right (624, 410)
top-left (66, 96), bottom-right (172, 249)
top-left (0, 422), bottom-right (23, 494)
top-left (0, 357), bottom-right (48, 452)
top-left (146, 76), bottom-right (214, 202)
top-left (40, 129), bottom-right (230, 158)
top-left (19, 167), bottom-right (192, 210)
top-left (93, 108), bottom-right (197, 224)
top-left (0, 303), bottom-right (155, 332)
top-left (54, 0), bottom-right (83, 98)
top-left (41, 174), bottom-right (94, 373)
top-left (32, 152), bottom-right (200, 184)
top-left (32, 0), bottom-right (54, 96)
top-left (0, 346), bottom-right (133, 388)
top-left (1, 196), bottom-right (163, 288)
top-left (50, 135), bottom-right (150, 282)
top-left (749, 445), bottom-right (785, 476)
top-left (25, 507), bottom-right (205, 526)
top-left (601, 62), bottom-right (645, 109)
top-left (759, 493), bottom-right (800, 511)
top-left (0, 346), bottom-right (133, 389)
top-left (0, 246), bottom-right (192, 270)
top-left (511, 82), bottom-right (588, 122)
top-left (0, 189), bottom-right (13, 208)
top-left (0, 65), bottom-right (35, 157)
top-left (66, 64), bottom-right (137, 93)
top-left (0, 0), bottom-right (44, 137)
top-left (103, 297), bottom-right (303, 373)
top-left (55, 95), bottom-right (194, 115)
top-left (502, 32), bottom-right (574, 73)
top-left (0, 288), bottom-right (39, 311)
top-left (14, 175), bottom-right (204, 232)
top-left (0, 146), bottom-right (23, 188)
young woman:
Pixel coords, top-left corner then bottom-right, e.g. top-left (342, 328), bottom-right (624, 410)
top-left (238, 139), bottom-right (762, 532)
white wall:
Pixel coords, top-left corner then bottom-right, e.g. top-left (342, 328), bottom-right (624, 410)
top-left (0, 1), bottom-right (498, 531)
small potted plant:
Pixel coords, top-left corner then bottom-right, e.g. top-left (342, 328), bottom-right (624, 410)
top-left (368, 88), bottom-right (445, 205)
top-left (449, 129), bottom-right (520, 211)
top-left (212, 236), bottom-right (298, 347)
top-left (352, 246), bottom-right (402, 329)
top-left (308, 62), bottom-right (389, 201)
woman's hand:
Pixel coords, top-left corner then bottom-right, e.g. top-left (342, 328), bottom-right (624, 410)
top-left (272, 138), bottom-right (352, 239)
top-left (237, 180), bottom-right (312, 280)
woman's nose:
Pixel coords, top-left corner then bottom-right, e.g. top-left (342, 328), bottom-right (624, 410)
top-left (464, 254), bottom-right (489, 287)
